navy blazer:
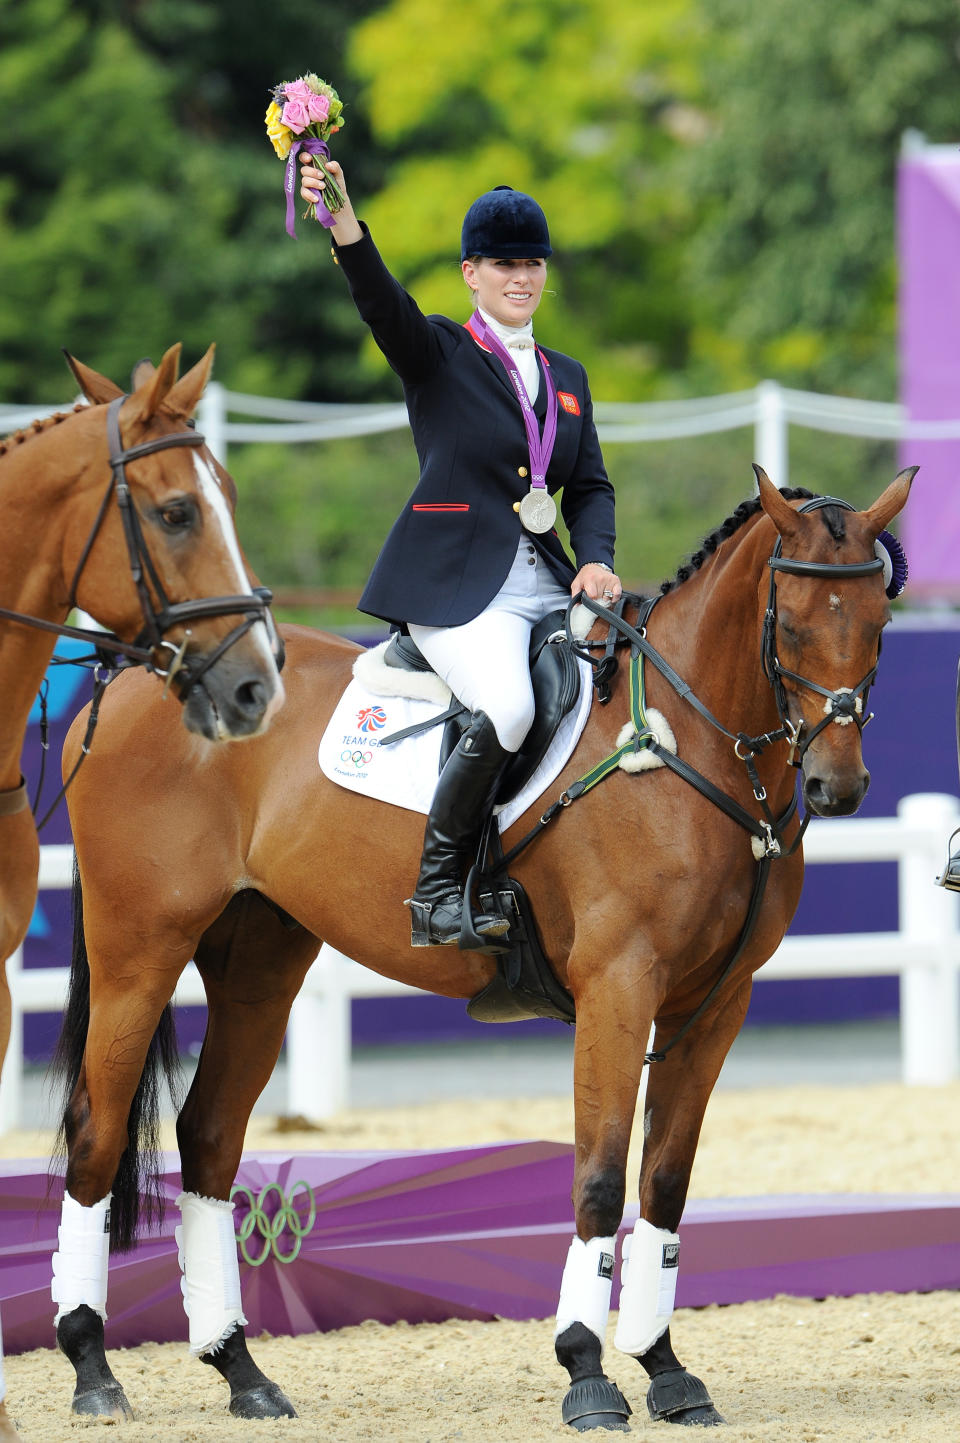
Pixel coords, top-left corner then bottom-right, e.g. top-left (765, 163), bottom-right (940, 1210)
top-left (333, 226), bottom-right (616, 628)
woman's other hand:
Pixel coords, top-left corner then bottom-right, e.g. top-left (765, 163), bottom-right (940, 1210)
top-left (572, 564), bottom-right (622, 605)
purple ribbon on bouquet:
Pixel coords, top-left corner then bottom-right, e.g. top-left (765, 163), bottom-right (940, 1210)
top-left (466, 309), bottom-right (558, 487)
top-left (284, 137), bottom-right (334, 237)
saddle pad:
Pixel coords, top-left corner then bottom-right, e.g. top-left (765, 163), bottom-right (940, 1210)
top-left (318, 658), bottom-right (594, 832)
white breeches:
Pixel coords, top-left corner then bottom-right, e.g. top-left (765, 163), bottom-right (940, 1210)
top-left (409, 540), bottom-right (571, 752)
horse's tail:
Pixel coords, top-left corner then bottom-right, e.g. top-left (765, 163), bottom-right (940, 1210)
top-left (52, 858), bottom-right (183, 1252)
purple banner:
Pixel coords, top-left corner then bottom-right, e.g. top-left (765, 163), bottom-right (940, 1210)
top-left (897, 144), bottom-right (960, 597)
top-left (5, 1146), bottom-right (960, 1355)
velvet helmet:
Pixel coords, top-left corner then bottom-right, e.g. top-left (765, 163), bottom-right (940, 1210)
top-left (460, 185), bottom-right (552, 261)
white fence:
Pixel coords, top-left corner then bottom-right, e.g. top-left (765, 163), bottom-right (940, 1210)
top-left (6, 380), bottom-right (960, 486)
top-left (2, 792), bottom-right (959, 1134)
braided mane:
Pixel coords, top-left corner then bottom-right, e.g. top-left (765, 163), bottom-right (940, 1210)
top-left (0, 404), bottom-right (89, 460)
top-left (659, 486), bottom-right (851, 593)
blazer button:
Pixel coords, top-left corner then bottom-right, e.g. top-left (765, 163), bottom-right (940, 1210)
top-left (518, 466), bottom-right (528, 478)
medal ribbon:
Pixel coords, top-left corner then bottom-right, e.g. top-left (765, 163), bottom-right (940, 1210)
top-left (466, 310), bottom-right (558, 489)
top-left (284, 137), bottom-right (334, 238)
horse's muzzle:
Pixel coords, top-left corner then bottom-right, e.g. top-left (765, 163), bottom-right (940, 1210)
top-left (181, 652), bottom-right (284, 740)
top-left (801, 763), bottom-right (870, 818)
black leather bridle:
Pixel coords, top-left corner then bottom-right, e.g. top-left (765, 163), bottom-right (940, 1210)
top-left (762, 495), bottom-right (885, 768)
top-left (0, 394), bottom-right (274, 697)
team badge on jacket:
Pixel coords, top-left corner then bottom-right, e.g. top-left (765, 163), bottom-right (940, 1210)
top-left (557, 391), bottom-right (581, 416)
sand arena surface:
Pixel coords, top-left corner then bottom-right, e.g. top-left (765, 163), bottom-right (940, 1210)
top-left (3, 1080), bottom-right (960, 1441)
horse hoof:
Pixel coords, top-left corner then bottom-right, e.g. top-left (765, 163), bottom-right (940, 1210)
top-left (646, 1368), bottom-right (724, 1427)
top-left (562, 1376), bottom-right (632, 1432)
top-left (229, 1382), bottom-right (298, 1419)
top-left (71, 1383), bottom-right (135, 1422)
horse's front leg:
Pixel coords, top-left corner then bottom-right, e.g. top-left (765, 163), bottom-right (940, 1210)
top-left (553, 973), bottom-right (656, 1433)
top-left (176, 900), bottom-right (318, 1421)
top-left (618, 981), bottom-right (753, 1428)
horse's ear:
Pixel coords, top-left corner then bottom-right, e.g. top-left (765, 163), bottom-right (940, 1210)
top-left (753, 464), bottom-right (801, 540)
top-left (61, 350), bottom-right (124, 405)
top-left (861, 466), bottom-right (917, 536)
top-left (129, 357), bottom-right (156, 391)
top-left (160, 344), bottom-right (216, 422)
top-left (122, 343), bottom-right (182, 427)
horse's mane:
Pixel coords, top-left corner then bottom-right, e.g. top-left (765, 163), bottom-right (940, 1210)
top-left (659, 486), bottom-right (850, 593)
top-left (0, 404), bottom-right (88, 459)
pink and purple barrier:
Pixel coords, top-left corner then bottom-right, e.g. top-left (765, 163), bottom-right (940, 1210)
top-left (3, 1143), bottom-right (959, 1354)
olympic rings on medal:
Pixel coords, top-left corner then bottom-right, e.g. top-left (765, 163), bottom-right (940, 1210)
top-left (340, 748), bottom-right (373, 767)
top-left (230, 1180), bottom-right (317, 1266)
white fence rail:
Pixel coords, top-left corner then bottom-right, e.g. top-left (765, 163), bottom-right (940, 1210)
top-left (5, 380), bottom-right (960, 488)
top-left (1, 793), bottom-right (958, 1134)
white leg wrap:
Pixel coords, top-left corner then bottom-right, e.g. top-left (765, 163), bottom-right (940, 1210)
top-left (175, 1192), bottom-right (247, 1357)
top-left (51, 1190), bottom-right (111, 1326)
top-left (554, 1234), bottom-right (617, 1353)
top-left (614, 1217), bottom-right (680, 1356)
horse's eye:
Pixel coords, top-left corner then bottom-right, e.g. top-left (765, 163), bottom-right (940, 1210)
top-left (158, 500), bottom-right (196, 531)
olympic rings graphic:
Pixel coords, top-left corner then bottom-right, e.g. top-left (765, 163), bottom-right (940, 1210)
top-left (230, 1180), bottom-right (317, 1266)
top-left (340, 749), bottom-right (373, 767)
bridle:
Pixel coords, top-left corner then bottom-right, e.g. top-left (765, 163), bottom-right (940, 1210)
top-left (762, 495), bottom-right (885, 768)
top-left (0, 394), bottom-right (275, 697)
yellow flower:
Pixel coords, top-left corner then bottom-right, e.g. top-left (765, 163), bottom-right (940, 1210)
top-left (265, 101), bottom-right (292, 159)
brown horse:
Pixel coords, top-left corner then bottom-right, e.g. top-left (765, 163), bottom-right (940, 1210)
top-left (0, 344), bottom-right (283, 1439)
top-left (52, 468), bottom-right (911, 1432)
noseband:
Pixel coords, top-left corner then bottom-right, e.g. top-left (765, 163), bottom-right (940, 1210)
top-left (0, 394), bottom-right (274, 697)
top-left (762, 496), bottom-right (885, 767)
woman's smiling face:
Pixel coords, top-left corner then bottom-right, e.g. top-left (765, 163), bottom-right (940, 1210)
top-left (461, 256), bottom-right (547, 327)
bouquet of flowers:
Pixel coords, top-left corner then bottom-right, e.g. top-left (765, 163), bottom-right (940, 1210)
top-left (265, 74), bottom-right (345, 237)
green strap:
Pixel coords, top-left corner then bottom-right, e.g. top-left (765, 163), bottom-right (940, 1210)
top-left (572, 650), bottom-right (656, 797)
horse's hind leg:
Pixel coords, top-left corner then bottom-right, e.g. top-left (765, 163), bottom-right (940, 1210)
top-left (617, 983), bottom-right (753, 1428)
top-left (176, 893), bottom-right (319, 1420)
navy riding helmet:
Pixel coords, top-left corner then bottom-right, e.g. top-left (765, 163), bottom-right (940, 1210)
top-left (460, 185), bottom-right (552, 261)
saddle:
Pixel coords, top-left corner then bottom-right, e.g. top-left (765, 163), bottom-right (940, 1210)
top-left (382, 609), bottom-right (582, 805)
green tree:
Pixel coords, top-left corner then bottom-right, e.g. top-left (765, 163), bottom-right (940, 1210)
top-left (347, 0), bottom-right (704, 400)
top-left (0, 0), bottom-right (386, 401)
top-left (675, 0), bottom-right (960, 397)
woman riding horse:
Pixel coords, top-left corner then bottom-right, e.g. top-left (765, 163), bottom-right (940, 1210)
top-left (299, 154), bottom-right (621, 948)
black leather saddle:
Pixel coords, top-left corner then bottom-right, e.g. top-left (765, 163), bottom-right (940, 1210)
top-left (382, 609), bottom-right (581, 804)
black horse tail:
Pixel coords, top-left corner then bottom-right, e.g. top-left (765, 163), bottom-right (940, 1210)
top-left (52, 858), bottom-right (183, 1252)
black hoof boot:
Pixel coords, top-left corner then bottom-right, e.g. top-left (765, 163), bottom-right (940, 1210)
top-left (57, 1303), bottom-right (135, 1421)
top-left (562, 1376), bottom-right (632, 1432)
top-left (201, 1325), bottom-right (297, 1419)
top-left (647, 1368), bottom-right (724, 1427)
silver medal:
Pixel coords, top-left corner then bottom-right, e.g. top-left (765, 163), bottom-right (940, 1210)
top-left (518, 488), bottom-right (557, 534)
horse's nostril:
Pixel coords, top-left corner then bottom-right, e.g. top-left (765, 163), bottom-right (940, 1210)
top-left (235, 679), bottom-right (268, 715)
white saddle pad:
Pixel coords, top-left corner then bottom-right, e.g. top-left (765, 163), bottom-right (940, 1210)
top-left (318, 655), bottom-right (594, 832)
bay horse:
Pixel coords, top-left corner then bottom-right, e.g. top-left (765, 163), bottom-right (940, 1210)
top-left (52, 468), bottom-right (911, 1432)
top-left (0, 344), bottom-right (284, 1439)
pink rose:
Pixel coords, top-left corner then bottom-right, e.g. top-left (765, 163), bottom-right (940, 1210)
top-left (284, 79), bottom-right (315, 104)
top-left (306, 91), bottom-right (330, 124)
top-left (281, 98), bottom-right (311, 134)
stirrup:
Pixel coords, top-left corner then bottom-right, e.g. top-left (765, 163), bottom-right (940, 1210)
top-left (936, 828), bottom-right (960, 892)
top-left (405, 891), bottom-right (510, 950)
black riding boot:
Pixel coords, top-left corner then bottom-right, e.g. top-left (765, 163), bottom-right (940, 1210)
top-left (407, 711), bottom-right (512, 947)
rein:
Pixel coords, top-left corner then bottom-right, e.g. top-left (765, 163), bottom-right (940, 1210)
top-left (0, 394), bottom-right (272, 695)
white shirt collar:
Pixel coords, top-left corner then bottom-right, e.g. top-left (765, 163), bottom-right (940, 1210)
top-left (477, 307), bottom-right (535, 350)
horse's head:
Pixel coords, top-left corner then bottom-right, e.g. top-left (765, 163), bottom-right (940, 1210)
top-left (756, 465), bottom-right (915, 818)
top-left (60, 343), bottom-right (284, 741)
